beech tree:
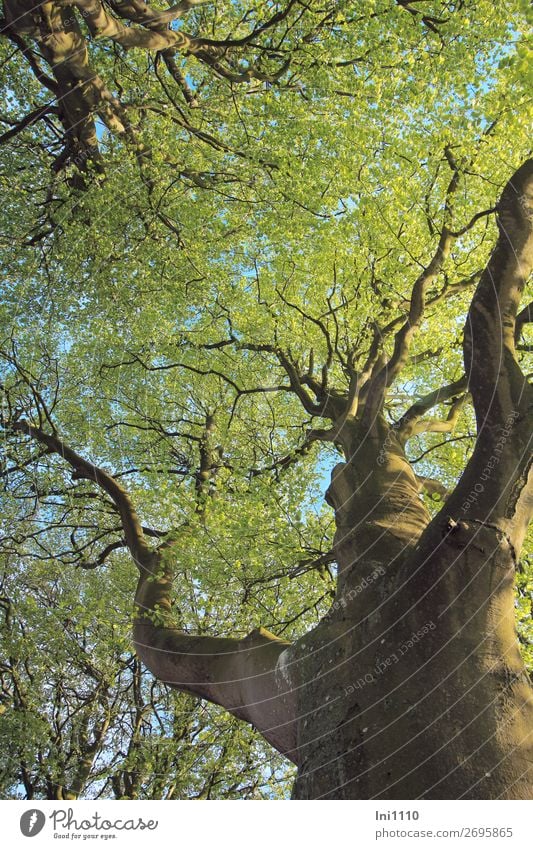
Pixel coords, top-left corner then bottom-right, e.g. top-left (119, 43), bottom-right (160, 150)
top-left (0, 0), bottom-right (532, 799)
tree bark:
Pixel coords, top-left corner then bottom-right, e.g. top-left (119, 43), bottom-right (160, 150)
top-left (290, 161), bottom-right (533, 799)
top-left (133, 549), bottom-right (299, 763)
top-left (5, 161), bottom-right (532, 799)
top-left (290, 518), bottom-right (533, 799)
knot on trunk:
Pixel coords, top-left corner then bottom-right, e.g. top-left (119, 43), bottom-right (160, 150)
top-left (441, 517), bottom-right (518, 569)
top-left (325, 462), bottom-right (351, 512)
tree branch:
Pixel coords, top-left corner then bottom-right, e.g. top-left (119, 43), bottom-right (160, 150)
top-left (0, 102), bottom-right (59, 146)
top-left (274, 349), bottom-right (324, 416)
top-left (396, 376), bottom-right (468, 442)
top-left (464, 160), bottom-right (533, 427)
top-left (133, 540), bottom-right (298, 763)
top-left (6, 416), bottom-right (299, 762)
top-left (410, 393), bottom-right (469, 437)
top-left (362, 148), bottom-right (461, 421)
top-left (10, 420), bottom-right (151, 569)
top-left (419, 159), bottom-right (533, 553)
top-left (515, 301), bottom-right (532, 344)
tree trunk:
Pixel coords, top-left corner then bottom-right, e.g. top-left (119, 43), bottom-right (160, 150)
top-left (289, 437), bottom-right (533, 799)
top-left (289, 160), bottom-right (533, 799)
top-left (9, 161), bottom-right (532, 800)
top-left (290, 545), bottom-right (532, 798)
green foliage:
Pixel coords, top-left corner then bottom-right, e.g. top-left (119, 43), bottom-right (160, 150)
top-left (0, 550), bottom-right (294, 799)
top-left (0, 0), bottom-right (532, 799)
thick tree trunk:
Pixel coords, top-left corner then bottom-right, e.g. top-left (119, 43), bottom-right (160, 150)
top-left (284, 385), bottom-right (533, 799)
top-left (9, 160), bottom-right (531, 800)
top-left (290, 533), bottom-right (533, 799)
top-left (288, 160), bottom-right (533, 799)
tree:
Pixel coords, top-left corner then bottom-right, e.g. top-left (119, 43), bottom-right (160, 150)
top-left (0, 549), bottom-right (291, 799)
top-left (0, 0), bottom-right (532, 799)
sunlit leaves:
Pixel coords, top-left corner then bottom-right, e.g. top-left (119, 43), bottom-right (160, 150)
top-left (1, 0), bottom-right (532, 799)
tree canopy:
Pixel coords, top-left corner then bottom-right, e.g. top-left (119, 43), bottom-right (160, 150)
top-left (0, 0), bottom-right (532, 799)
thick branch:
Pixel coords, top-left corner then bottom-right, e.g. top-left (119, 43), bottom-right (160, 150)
top-left (420, 159), bottom-right (533, 552)
top-left (409, 393), bottom-right (469, 437)
top-left (133, 546), bottom-right (298, 762)
top-left (72, 0), bottom-right (197, 50)
top-left (464, 158), bottom-right (533, 424)
top-left (3, 2), bottom-right (130, 157)
top-left (9, 418), bottom-right (299, 762)
top-left (515, 301), bottom-right (532, 343)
